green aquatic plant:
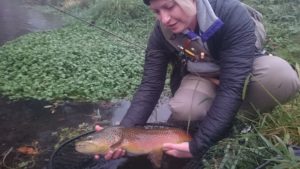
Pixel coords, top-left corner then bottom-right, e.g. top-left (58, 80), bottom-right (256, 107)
top-left (0, 0), bottom-right (155, 102)
top-left (0, 23), bottom-right (144, 101)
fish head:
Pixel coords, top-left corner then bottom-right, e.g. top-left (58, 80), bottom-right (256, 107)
top-left (75, 138), bottom-right (109, 154)
top-left (75, 127), bottom-right (123, 155)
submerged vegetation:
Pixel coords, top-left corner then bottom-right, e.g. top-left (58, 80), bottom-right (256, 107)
top-left (0, 0), bottom-right (299, 168)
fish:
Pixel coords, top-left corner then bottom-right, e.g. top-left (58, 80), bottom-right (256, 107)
top-left (75, 126), bottom-right (191, 168)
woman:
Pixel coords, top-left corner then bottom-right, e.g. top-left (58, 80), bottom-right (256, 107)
top-left (101, 0), bottom-right (300, 162)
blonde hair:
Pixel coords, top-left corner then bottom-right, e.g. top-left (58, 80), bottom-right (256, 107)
top-left (174, 0), bottom-right (196, 16)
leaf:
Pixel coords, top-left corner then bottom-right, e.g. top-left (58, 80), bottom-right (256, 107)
top-left (242, 74), bottom-right (251, 100)
top-left (17, 146), bottom-right (39, 155)
top-left (258, 132), bottom-right (282, 156)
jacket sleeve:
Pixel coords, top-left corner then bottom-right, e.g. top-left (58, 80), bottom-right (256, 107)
top-left (120, 22), bottom-right (171, 127)
top-left (189, 0), bottom-right (257, 157)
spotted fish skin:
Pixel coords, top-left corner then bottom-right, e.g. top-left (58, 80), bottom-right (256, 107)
top-left (75, 126), bottom-right (191, 168)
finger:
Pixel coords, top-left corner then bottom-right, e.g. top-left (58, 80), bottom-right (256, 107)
top-left (165, 150), bottom-right (192, 158)
top-left (118, 149), bottom-right (126, 157)
top-left (163, 143), bottom-right (188, 152)
top-left (95, 125), bottom-right (103, 131)
top-left (162, 143), bottom-right (174, 151)
top-left (112, 149), bottom-right (124, 159)
top-left (104, 150), bottom-right (113, 160)
top-left (121, 149), bottom-right (126, 156)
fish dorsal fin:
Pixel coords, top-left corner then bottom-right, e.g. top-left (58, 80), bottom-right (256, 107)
top-left (148, 150), bottom-right (163, 169)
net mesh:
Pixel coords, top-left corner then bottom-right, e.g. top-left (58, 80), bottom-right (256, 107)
top-left (49, 131), bottom-right (103, 169)
top-left (49, 125), bottom-right (203, 169)
top-left (49, 130), bottom-right (160, 169)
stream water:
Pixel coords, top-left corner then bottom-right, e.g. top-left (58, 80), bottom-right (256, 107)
top-left (0, 97), bottom-right (172, 169)
top-left (0, 0), bottom-right (63, 46)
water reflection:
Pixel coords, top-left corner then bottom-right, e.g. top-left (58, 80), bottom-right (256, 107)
top-left (0, 0), bottom-right (63, 46)
top-left (110, 97), bottom-right (172, 125)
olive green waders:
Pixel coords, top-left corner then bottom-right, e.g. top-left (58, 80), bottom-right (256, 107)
top-left (169, 55), bottom-right (300, 121)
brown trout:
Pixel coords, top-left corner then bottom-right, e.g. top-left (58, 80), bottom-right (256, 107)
top-left (75, 126), bottom-right (191, 168)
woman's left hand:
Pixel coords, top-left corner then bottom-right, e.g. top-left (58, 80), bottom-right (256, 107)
top-left (162, 142), bottom-right (193, 158)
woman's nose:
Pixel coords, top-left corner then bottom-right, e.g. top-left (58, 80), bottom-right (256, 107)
top-left (159, 11), bottom-right (171, 24)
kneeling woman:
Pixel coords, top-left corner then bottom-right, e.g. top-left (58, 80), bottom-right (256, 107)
top-left (110, 0), bottom-right (300, 162)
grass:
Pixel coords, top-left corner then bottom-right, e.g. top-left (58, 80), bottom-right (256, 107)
top-left (203, 95), bottom-right (300, 168)
top-left (243, 0), bottom-right (300, 63)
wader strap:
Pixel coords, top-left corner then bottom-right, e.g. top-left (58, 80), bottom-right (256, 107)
top-left (159, 22), bottom-right (220, 77)
top-left (241, 3), bottom-right (266, 50)
top-left (159, 22), bottom-right (212, 62)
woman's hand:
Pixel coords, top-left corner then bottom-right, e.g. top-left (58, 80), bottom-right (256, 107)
top-left (94, 125), bottom-right (126, 160)
top-left (162, 142), bottom-right (193, 158)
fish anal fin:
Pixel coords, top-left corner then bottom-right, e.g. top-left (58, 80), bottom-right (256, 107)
top-left (148, 150), bottom-right (163, 169)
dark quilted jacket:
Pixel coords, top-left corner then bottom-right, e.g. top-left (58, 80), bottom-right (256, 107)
top-left (121, 0), bottom-right (257, 157)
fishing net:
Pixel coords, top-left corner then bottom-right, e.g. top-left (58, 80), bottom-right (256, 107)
top-left (48, 130), bottom-right (155, 169)
top-left (48, 124), bottom-right (203, 169)
top-left (49, 131), bottom-right (100, 169)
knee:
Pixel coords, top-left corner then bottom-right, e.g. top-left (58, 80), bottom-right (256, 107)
top-left (169, 92), bottom-right (214, 121)
top-left (168, 74), bottom-right (216, 121)
top-left (251, 55), bottom-right (300, 95)
top-left (243, 55), bottom-right (300, 112)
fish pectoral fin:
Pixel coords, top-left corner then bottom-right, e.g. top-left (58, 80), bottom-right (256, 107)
top-left (148, 150), bottom-right (163, 169)
top-left (110, 139), bottom-right (123, 150)
top-left (110, 134), bottom-right (124, 150)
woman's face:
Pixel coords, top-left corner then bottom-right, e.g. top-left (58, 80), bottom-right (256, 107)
top-left (149, 0), bottom-right (196, 33)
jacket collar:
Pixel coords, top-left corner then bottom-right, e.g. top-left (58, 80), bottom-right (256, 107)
top-left (196, 0), bottom-right (223, 42)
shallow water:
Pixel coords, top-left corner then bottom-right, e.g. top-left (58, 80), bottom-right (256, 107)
top-left (0, 97), bottom-right (172, 169)
top-left (0, 99), bottom-right (94, 168)
top-left (111, 97), bottom-right (172, 125)
top-left (0, 0), bottom-right (63, 46)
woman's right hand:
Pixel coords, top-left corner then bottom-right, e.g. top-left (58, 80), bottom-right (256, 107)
top-left (94, 125), bottom-right (126, 160)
